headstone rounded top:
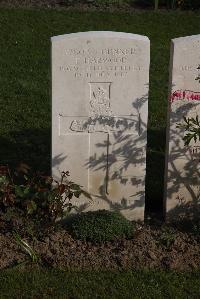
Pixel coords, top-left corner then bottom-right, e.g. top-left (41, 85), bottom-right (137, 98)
top-left (172, 34), bottom-right (200, 44)
top-left (51, 31), bottom-right (150, 42)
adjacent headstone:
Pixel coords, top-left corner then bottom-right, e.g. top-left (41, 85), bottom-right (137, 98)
top-left (52, 31), bottom-right (150, 220)
top-left (164, 34), bottom-right (200, 221)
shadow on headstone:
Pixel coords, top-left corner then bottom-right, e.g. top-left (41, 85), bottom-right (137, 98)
top-left (164, 35), bottom-right (200, 223)
top-left (165, 100), bottom-right (200, 221)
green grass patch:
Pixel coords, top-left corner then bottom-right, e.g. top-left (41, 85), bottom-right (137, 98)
top-left (66, 210), bottom-right (134, 242)
top-left (0, 266), bottom-right (199, 298)
top-left (0, 8), bottom-right (199, 212)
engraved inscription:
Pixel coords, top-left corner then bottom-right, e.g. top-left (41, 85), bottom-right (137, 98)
top-left (66, 47), bottom-right (141, 56)
top-left (59, 46), bottom-right (144, 79)
top-left (69, 116), bottom-right (138, 133)
top-left (180, 65), bottom-right (195, 71)
top-left (68, 82), bottom-right (138, 134)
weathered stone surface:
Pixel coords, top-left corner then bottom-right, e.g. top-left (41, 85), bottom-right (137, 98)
top-left (165, 34), bottom-right (200, 221)
top-left (52, 31), bottom-right (150, 220)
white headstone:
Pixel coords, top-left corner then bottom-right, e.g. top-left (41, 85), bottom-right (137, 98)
top-left (165, 34), bottom-right (200, 221)
top-left (52, 31), bottom-right (150, 220)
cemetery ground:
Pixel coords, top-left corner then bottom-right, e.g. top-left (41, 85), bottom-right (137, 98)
top-left (0, 6), bottom-right (200, 298)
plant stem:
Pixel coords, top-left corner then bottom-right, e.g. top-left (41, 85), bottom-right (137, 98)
top-left (171, 0), bottom-right (176, 9)
top-left (154, 0), bottom-right (159, 10)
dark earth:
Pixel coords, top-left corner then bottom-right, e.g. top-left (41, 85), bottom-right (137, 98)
top-left (0, 0), bottom-right (70, 9)
top-left (0, 220), bottom-right (199, 271)
top-left (0, 0), bottom-right (157, 11)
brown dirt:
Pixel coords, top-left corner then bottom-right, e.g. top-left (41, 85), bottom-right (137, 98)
top-left (0, 0), bottom-right (152, 11)
top-left (0, 0), bottom-right (62, 8)
top-left (0, 222), bottom-right (199, 271)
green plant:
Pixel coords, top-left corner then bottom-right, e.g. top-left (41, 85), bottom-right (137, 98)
top-left (158, 227), bottom-right (176, 248)
top-left (13, 232), bottom-right (40, 264)
top-left (66, 210), bottom-right (134, 242)
top-left (177, 65), bottom-right (200, 145)
top-left (177, 115), bottom-right (200, 145)
top-left (154, 0), bottom-right (159, 9)
top-left (0, 164), bottom-right (91, 236)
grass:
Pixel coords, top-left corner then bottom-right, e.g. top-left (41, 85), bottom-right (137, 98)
top-left (0, 266), bottom-right (199, 298)
top-left (0, 8), bottom-right (199, 213)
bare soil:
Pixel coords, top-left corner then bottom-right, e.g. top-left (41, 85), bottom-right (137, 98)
top-left (0, 0), bottom-right (150, 11)
top-left (0, 221), bottom-right (199, 271)
top-left (0, 0), bottom-right (63, 9)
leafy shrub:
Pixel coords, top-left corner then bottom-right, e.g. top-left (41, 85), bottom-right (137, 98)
top-left (0, 164), bottom-right (91, 237)
top-left (66, 210), bottom-right (134, 242)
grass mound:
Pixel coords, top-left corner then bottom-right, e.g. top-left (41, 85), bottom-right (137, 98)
top-left (67, 210), bottom-right (134, 242)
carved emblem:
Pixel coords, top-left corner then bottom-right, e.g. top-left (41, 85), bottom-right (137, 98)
top-left (69, 82), bottom-right (137, 134)
top-left (89, 85), bottom-right (112, 118)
